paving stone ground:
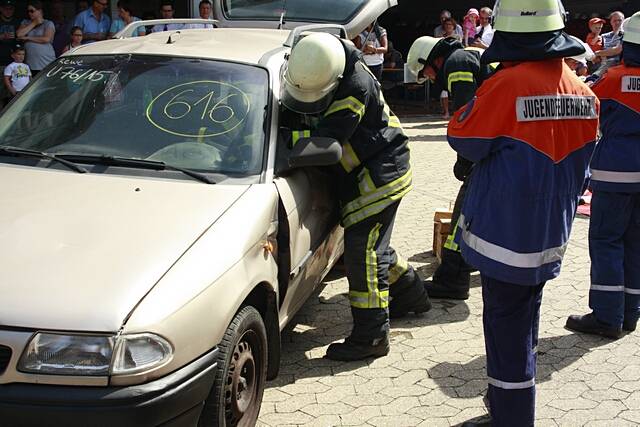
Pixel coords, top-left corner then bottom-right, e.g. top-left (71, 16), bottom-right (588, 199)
top-left (257, 116), bottom-right (640, 427)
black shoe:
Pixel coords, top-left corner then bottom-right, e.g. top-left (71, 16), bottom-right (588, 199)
top-left (424, 279), bottom-right (469, 300)
top-left (460, 414), bottom-right (492, 426)
top-left (624, 319), bottom-right (637, 332)
top-left (325, 335), bottom-right (390, 361)
top-left (390, 292), bottom-right (432, 319)
top-left (565, 313), bottom-right (622, 339)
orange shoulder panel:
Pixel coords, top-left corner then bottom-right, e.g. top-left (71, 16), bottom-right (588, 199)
top-left (592, 65), bottom-right (640, 113)
top-left (448, 60), bottom-right (599, 163)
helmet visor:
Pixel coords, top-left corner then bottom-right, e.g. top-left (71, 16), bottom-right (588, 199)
top-left (280, 71), bottom-right (340, 114)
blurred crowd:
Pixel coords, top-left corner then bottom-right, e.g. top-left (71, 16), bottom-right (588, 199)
top-left (1, 0), bottom-right (212, 104)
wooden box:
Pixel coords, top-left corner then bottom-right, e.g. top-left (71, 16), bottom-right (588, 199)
top-left (433, 209), bottom-right (453, 263)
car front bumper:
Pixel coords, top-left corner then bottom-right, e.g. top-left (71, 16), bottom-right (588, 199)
top-left (0, 347), bottom-right (218, 427)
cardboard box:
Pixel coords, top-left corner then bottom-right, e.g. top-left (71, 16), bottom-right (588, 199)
top-left (433, 209), bottom-right (453, 263)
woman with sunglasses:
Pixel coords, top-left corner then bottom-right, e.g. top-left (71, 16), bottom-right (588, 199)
top-left (62, 26), bottom-right (83, 54)
top-left (16, 0), bottom-right (55, 76)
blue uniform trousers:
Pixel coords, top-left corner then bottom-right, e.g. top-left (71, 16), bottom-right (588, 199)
top-left (482, 275), bottom-right (544, 427)
top-left (589, 191), bottom-right (640, 327)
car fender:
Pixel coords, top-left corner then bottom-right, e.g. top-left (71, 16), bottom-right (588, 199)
top-left (113, 184), bottom-right (280, 386)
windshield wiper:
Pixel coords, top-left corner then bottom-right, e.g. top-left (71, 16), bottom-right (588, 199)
top-left (0, 145), bottom-right (88, 173)
top-left (57, 154), bottom-right (216, 184)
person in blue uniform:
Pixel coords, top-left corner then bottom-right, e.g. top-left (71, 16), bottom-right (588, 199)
top-left (448, 0), bottom-right (600, 425)
top-left (567, 11), bottom-right (640, 339)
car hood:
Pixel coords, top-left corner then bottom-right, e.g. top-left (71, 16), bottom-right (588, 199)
top-left (0, 165), bottom-right (248, 332)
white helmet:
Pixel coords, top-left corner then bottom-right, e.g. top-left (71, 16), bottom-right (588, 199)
top-left (281, 33), bottom-right (346, 114)
top-left (623, 12), bottom-right (640, 45)
top-left (493, 0), bottom-right (566, 33)
top-left (567, 35), bottom-right (595, 63)
top-left (406, 36), bottom-right (441, 84)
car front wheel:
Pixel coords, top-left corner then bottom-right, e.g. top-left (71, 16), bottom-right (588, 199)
top-left (199, 306), bottom-right (268, 427)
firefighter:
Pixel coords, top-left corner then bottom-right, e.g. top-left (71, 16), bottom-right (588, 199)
top-left (406, 36), bottom-right (494, 300)
top-left (446, 0), bottom-right (600, 425)
top-left (566, 11), bottom-right (640, 339)
top-left (281, 32), bottom-right (431, 361)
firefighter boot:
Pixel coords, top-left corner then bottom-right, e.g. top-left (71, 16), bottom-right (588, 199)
top-left (424, 248), bottom-right (470, 300)
top-left (565, 313), bottom-right (622, 339)
top-left (389, 272), bottom-right (432, 319)
top-left (325, 334), bottom-right (390, 361)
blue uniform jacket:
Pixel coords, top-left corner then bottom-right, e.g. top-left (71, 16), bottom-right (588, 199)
top-left (447, 59), bottom-right (599, 285)
top-left (589, 46), bottom-right (640, 193)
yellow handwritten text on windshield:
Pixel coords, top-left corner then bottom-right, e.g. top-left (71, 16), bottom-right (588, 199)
top-left (146, 80), bottom-right (251, 138)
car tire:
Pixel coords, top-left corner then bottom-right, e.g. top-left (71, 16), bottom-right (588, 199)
top-left (199, 306), bottom-right (268, 427)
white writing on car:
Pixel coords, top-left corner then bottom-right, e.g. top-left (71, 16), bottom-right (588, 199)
top-left (46, 65), bottom-right (106, 83)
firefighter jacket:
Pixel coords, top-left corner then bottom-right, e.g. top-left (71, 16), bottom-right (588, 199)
top-left (293, 40), bottom-right (411, 229)
top-left (442, 47), bottom-right (494, 110)
top-left (589, 47), bottom-right (640, 193)
top-left (440, 47), bottom-right (495, 180)
top-left (447, 59), bottom-right (600, 285)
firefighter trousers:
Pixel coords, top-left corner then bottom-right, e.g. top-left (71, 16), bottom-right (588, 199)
top-left (433, 175), bottom-right (474, 288)
top-left (482, 275), bottom-right (545, 427)
top-left (589, 191), bottom-right (640, 327)
top-left (344, 201), bottom-right (401, 341)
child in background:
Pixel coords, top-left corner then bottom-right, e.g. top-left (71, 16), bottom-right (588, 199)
top-left (462, 8), bottom-right (479, 47)
top-left (585, 17), bottom-right (605, 53)
top-left (62, 26), bottom-right (83, 54)
top-left (3, 43), bottom-right (30, 100)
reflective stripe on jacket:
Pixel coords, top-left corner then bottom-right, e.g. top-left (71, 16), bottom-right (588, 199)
top-left (589, 63), bottom-right (640, 193)
top-left (447, 59), bottom-right (599, 285)
top-left (308, 40), bottom-right (412, 229)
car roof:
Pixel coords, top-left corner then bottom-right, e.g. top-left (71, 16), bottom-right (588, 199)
top-left (66, 28), bottom-right (290, 64)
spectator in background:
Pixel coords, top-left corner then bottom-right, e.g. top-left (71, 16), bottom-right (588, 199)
top-left (471, 7), bottom-right (494, 49)
top-left (354, 21), bottom-right (387, 80)
top-left (441, 17), bottom-right (462, 42)
top-left (189, 0), bottom-right (214, 29)
top-left (3, 43), bottom-right (30, 100)
top-left (383, 41), bottom-right (403, 69)
top-left (152, 1), bottom-right (183, 33)
top-left (462, 8), bottom-right (479, 47)
top-left (586, 17), bottom-right (605, 52)
top-left (73, 0), bottom-right (111, 44)
top-left (109, 1), bottom-right (145, 38)
top-left (0, 0), bottom-right (19, 67)
top-left (17, 1), bottom-right (55, 75)
top-left (434, 10), bottom-right (463, 39)
top-left (51, 0), bottom-right (70, 57)
top-left (62, 25), bottom-right (82, 53)
top-left (592, 11), bottom-right (624, 74)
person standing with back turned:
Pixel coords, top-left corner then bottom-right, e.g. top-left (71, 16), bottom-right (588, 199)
top-left (566, 12), bottom-right (640, 339)
top-left (447, 0), bottom-right (600, 425)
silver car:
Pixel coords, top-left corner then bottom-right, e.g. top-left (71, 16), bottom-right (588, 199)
top-left (0, 0), bottom-right (395, 426)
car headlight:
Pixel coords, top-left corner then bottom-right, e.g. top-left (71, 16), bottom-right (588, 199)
top-left (18, 332), bottom-right (172, 376)
top-left (111, 333), bottom-right (173, 375)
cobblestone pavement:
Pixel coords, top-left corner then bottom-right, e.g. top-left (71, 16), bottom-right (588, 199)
top-left (257, 117), bottom-right (640, 427)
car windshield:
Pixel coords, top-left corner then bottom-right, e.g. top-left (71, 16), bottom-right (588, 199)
top-left (0, 55), bottom-right (269, 177)
top-left (223, 0), bottom-right (367, 23)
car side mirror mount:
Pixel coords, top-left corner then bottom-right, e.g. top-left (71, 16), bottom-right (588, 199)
top-left (287, 137), bottom-right (342, 169)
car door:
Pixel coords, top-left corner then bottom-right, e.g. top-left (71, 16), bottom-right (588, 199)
top-left (273, 165), bottom-right (340, 321)
top-left (211, 0), bottom-right (397, 39)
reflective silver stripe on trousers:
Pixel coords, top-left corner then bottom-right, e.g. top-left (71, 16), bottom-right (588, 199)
top-left (532, 345), bottom-right (537, 354)
top-left (590, 284), bottom-right (625, 292)
top-left (459, 215), bottom-right (567, 268)
top-left (626, 288), bottom-right (640, 295)
top-left (488, 376), bottom-right (535, 390)
top-left (591, 169), bottom-right (640, 183)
